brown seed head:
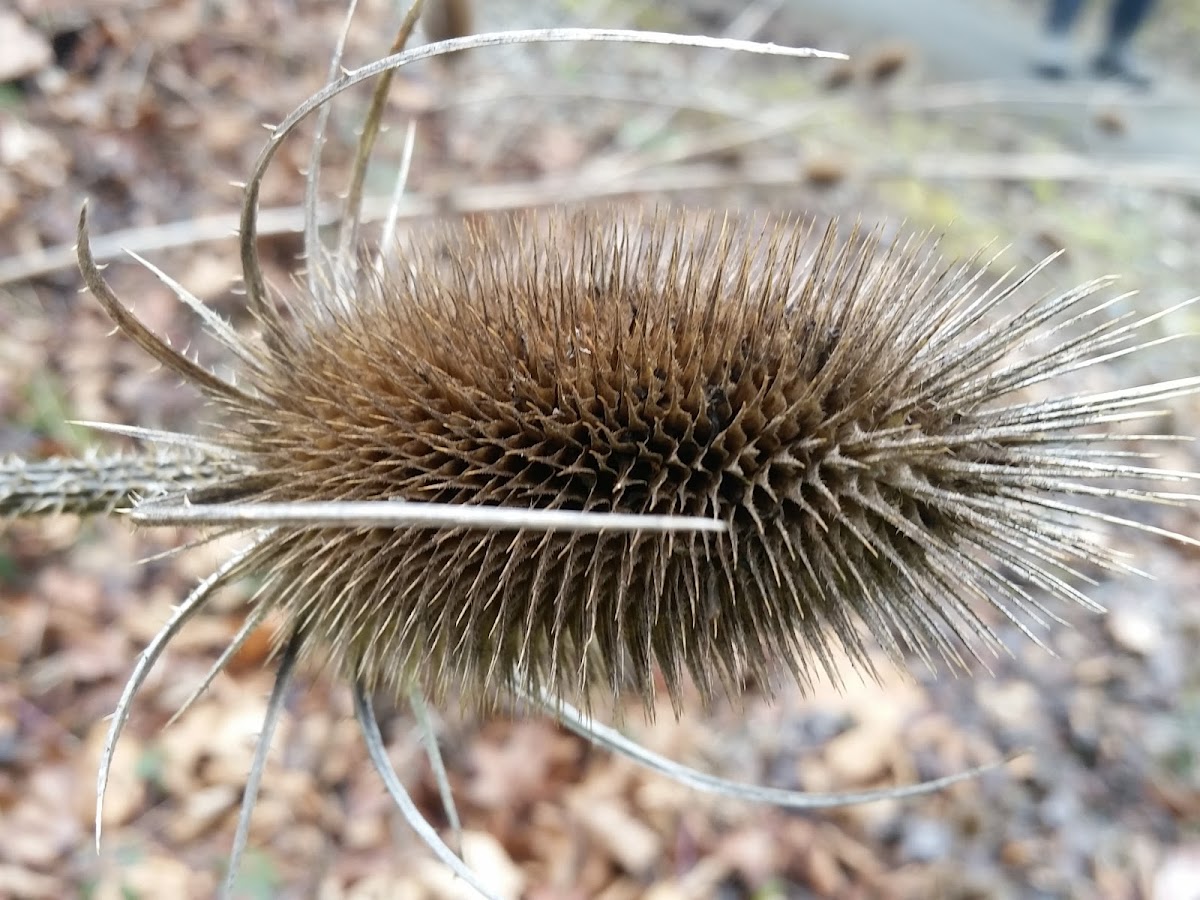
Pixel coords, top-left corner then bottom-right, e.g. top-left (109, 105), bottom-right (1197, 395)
top-left (148, 206), bottom-right (1195, 715)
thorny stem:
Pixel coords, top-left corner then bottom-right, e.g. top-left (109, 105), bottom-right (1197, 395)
top-left (0, 450), bottom-right (246, 518)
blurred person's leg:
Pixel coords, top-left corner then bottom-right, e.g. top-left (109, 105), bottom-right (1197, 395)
top-left (1092, 0), bottom-right (1157, 86)
top-left (1034, 0), bottom-right (1087, 79)
top-left (1046, 0), bottom-right (1087, 33)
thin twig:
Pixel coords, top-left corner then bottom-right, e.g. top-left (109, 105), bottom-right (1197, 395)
top-left (9, 153), bottom-right (1199, 287)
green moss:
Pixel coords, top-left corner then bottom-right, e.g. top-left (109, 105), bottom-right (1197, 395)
top-left (880, 178), bottom-right (1018, 266)
top-left (21, 373), bottom-right (90, 451)
top-left (135, 745), bottom-right (167, 788)
top-left (0, 83), bottom-right (24, 110)
top-left (224, 850), bottom-right (281, 900)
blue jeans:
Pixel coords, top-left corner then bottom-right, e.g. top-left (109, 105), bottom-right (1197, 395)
top-left (1045, 0), bottom-right (1157, 49)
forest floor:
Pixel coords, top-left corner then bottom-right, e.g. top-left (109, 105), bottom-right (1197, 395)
top-left (2, 0), bottom-right (1200, 898)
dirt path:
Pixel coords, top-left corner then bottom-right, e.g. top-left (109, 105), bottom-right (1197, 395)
top-left (787, 0), bottom-right (1200, 161)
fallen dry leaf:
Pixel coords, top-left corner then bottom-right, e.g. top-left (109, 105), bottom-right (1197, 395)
top-left (569, 795), bottom-right (663, 876)
top-left (0, 13), bottom-right (51, 83)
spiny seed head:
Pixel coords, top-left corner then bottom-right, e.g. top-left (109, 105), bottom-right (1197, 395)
top-left (156, 206), bottom-right (1195, 713)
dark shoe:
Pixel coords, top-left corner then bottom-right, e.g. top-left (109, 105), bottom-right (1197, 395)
top-left (1033, 58), bottom-right (1071, 79)
top-left (1092, 50), bottom-right (1153, 88)
top-left (1032, 33), bottom-right (1073, 80)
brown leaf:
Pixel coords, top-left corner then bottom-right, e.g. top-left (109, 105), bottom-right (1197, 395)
top-left (569, 796), bottom-right (662, 876)
top-left (466, 720), bottom-right (580, 810)
top-left (167, 784), bottom-right (238, 843)
top-left (0, 14), bottom-right (51, 83)
top-left (0, 864), bottom-right (62, 900)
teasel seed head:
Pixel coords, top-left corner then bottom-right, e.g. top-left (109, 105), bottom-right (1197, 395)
top-left (86, 203), bottom-right (1200, 715)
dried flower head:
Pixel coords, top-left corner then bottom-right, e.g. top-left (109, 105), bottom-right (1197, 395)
top-left (6, 2), bottom-right (1196, 896)
top-left (89, 205), bottom-right (1199, 717)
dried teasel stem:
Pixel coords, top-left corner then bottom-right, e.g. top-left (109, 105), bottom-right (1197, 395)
top-left (0, 448), bottom-right (244, 518)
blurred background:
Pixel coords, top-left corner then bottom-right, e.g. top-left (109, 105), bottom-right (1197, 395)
top-left (2, 0), bottom-right (1199, 897)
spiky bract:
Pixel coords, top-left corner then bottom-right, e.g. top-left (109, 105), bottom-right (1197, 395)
top-left (151, 207), bottom-right (1194, 713)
